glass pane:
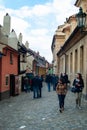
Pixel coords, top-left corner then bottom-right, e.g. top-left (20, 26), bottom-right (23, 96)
top-left (79, 18), bottom-right (83, 27)
top-left (82, 17), bottom-right (86, 27)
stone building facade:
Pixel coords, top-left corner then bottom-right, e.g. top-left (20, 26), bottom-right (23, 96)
top-left (51, 15), bottom-right (77, 75)
top-left (51, 0), bottom-right (87, 99)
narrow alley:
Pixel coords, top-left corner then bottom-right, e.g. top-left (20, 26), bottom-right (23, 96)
top-left (0, 82), bottom-right (87, 130)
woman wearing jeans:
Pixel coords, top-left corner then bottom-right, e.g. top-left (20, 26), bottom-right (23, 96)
top-left (56, 78), bottom-right (67, 113)
top-left (73, 73), bottom-right (84, 109)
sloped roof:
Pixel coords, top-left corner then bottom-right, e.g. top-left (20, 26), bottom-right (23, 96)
top-left (36, 62), bottom-right (46, 68)
top-left (18, 43), bottom-right (27, 53)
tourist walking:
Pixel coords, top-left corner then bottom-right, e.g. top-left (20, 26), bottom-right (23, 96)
top-left (60, 73), bottom-right (64, 79)
top-left (72, 73), bottom-right (84, 109)
top-left (51, 74), bottom-right (56, 91)
top-left (63, 73), bottom-right (69, 84)
top-left (45, 74), bottom-right (51, 92)
top-left (56, 78), bottom-right (67, 113)
top-left (63, 73), bottom-right (70, 90)
top-left (38, 75), bottom-right (43, 98)
top-left (32, 75), bottom-right (39, 99)
top-left (52, 74), bottom-right (59, 91)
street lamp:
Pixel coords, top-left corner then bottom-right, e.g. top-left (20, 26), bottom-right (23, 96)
top-left (76, 7), bottom-right (87, 33)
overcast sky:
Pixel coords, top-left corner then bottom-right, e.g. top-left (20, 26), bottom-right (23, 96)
top-left (0, 0), bottom-right (78, 63)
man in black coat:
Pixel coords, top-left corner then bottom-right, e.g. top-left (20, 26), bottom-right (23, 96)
top-left (38, 75), bottom-right (43, 97)
top-left (63, 73), bottom-right (69, 84)
top-left (46, 74), bottom-right (51, 92)
top-left (32, 75), bottom-right (39, 98)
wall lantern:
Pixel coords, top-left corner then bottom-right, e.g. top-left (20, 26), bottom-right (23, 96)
top-left (76, 7), bottom-right (87, 33)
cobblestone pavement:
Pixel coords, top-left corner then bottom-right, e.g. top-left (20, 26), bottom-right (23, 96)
top-left (0, 82), bottom-right (87, 130)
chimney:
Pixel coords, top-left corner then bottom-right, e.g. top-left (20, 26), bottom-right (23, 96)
top-left (37, 51), bottom-right (39, 56)
top-left (8, 29), bottom-right (18, 50)
top-left (3, 13), bottom-right (11, 36)
top-left (25, 41), bottom-right (29, 48)
top-left (18, 33), bottom-right (23, 45)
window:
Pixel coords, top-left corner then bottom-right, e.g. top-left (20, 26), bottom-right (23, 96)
top-left (75, 49), bottom-right (78, 73)
top-left (70, 52), bottom-right (73, 73)
top-left (80, 46), bottom-right (84, 73)
top-left (10, 52), bottom-right (13, 64)
top-left (65, 55), bottom-right (69, 73)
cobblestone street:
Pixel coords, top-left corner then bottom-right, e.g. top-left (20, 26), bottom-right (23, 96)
top-left (0, 82), bottom-right (87, 130)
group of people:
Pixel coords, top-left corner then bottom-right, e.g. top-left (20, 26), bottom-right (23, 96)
top-left (45, 74), bottom-right (59, 92)
top-left (32, 75), bottom-right (43, 99)
top-left (23, 74), bottom-right (43, 99)
top-left (23, 72), bottom-right (84, 113)
top-left (56, 72), bottom-right (84, 113)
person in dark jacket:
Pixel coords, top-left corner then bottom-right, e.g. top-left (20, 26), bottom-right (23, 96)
top-left (60, 73), bottom-right (64, 79)
top-left (51, 74), bottom-right (59, 91)
top-left (72, 73), bottom-right (84, 109)
top-left (63, 73), bottom-right (70, 90)
top-left (32, 75), bottom-right (39, 99)
top-left (38, 75), bottom-right (43, 98)
top-left (63, 73), bottom-right (69, 84)
top-left (46, 74), bottom-right (51, 92)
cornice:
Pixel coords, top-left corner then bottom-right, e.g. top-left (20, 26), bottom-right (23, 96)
top-left (57, 26), bottom-right (86, 56)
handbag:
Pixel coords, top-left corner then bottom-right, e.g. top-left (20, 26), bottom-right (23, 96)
top-left (71, 86), bottom-right (78, 93)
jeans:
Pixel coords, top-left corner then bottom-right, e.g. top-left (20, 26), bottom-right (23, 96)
top-left (47, 82), bottom-right (51, 92)
top-left (33, 86), bottom-right (39, 98)
top-left (53, 83), bottom-right (56, 91)
top-left (58, 94), bottom-right (65, 109)
top-left (38, 87), bottom-right (42, 97)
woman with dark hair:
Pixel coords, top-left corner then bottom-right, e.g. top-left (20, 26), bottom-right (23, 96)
top-left (56, 78), bottom-right (67, 113)
top-left (73, 73), bottom-right (84, 109)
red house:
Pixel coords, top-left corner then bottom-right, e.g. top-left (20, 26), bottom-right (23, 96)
top-left (0, 45), bottom-right (19, 100)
